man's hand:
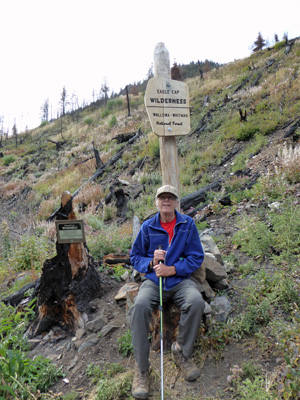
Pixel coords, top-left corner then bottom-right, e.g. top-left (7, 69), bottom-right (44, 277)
top-left (153, 263), bottom-right (176, 277)
top-left (153, 249), bottom-right (166, 265)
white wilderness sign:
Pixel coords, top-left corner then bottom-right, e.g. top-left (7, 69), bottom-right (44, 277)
top-left (144, 76), bottom-right (190, 137)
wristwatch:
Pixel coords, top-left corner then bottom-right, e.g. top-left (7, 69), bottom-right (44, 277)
top-left (148, 259), bottom-right (154, 272)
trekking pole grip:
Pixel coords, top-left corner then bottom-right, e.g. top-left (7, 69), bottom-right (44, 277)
top-left (157, 245), bottom-right (164, 264)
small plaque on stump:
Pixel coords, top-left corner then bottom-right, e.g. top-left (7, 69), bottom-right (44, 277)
top-left (55, 220), bottom-right (86, 243)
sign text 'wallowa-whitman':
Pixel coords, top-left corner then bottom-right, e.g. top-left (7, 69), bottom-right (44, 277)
top-left (144, 77), bottom-right (190, 137)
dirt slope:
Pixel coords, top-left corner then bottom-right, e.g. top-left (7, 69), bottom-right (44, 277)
top-left (1, 123), bottom-right (298, 399)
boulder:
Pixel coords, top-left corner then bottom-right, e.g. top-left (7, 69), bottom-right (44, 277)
top-left (202, 255), bottom-right (227, 282)
top-left (191, 278), bottom-right (215, 301)
top-left (86, 314), bottom-right (108, 332)
top-left (200, 234), bottom-right (224, 265)
top-left (192, 263), bottom-right (206, 283)
top-left (114, 282), bottom-right (139, 301)
top-left (210, 279), bottom-right (230, 290)
top-left (210, 296), bottom-right (232, 323)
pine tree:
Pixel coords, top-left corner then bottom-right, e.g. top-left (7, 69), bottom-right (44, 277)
top-left (203, 59), bottom-right (212, 73)
top-left (252, 32), bottom-right (266, 52)
top-left (100, 78), bottom-right (110, 106)
top-left (147, 64), bottom-right (154, 80)
top-left (40, 99), bottom-right (49, 122)
top-left (171, 61), bottom-right (182, 81)
top-left (12, 120), bottom-right (17, 148)
top-left (60, 86), bottom-right (67, 116)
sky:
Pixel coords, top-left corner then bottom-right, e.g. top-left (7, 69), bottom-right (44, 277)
top-left (0, 0), bottom-right (299, 133)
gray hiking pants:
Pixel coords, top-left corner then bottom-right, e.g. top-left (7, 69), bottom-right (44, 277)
top-left (130, 279), bottom-right (205, 372)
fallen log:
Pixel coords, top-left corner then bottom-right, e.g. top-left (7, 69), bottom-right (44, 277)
top-left (180, 181), bottom-right (222, 211)
top-left (234, 74), bottom-right (252, 94)
top-left (218, 145), bottom-right (240, 166)
top-left (103, 254), bottom-right (131, 265)
top-left (3, 279), bottom-right (40, 307)
top-left (284, 117), bottom-right (300, 138)
top-left (128, 157), bottom-right (147, 176)
top-left (189, 112), bottom-right (212, 136)
top-left (46, 139), bottom-right (66, 150)
top-left (112, 132), bottom-right (136, 144)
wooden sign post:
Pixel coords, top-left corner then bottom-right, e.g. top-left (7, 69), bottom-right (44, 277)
top-left (145, 43), bottom-right (191, 208)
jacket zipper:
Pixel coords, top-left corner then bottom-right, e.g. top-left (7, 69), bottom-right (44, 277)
top-left (163, 220), bottom-right (184, 290)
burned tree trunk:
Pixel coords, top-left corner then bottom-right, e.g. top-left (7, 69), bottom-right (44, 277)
top-left (92, 141), bottom-right (104, 169)
top-left (30, 191), bottom-right (102, 336)
top-left (151, 303), bottom-right (181, 351)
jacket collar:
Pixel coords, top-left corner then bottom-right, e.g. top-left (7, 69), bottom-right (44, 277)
top-left (151, 210), bottom-right (186, 228)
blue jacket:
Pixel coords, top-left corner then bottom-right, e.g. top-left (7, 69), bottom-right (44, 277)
top-left (130, 210), bottom-right (204, 290)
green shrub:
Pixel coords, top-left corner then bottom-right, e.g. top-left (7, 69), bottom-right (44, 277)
top-left (86, 363), bottom-right (104, 383)
top-left (241, 362), bottom-right (262, 380)
top-left (259, 117), bottom-right (280, 136)
top-left (232, 215), bottom-right (274, 259)
top-left (2, 155), bottom-right (16, 166)
top-left (117, 329), bottom-right (133, 357)
top-left (85, 361), bottom-right (130, 400)
top-left (250, 173), bottom-right (289, 201)
top-left (84, 117), bottom-right (93, 125)
top-left (85, 214), bottom-right (105, 231)
top-left (109, 116), bottom-right (117, 128)
top-left (231, 134), bottom-right (268, 173)
top-left (86, 362), bottom-right (125, 384)
top-left (232, 300), bottom-right (272, 338)
top-left (148, 137), bottom-right (160, 159)
top-left (274, 313), bottom-right (300, 399)
top-left (0, 347), bottom-right (64, 398)
top-left (238, 261), bottom-right (258, 277)
top-left (9, 234), bottom-right (55, 271)
top-left (62, 393), bottom-right (78, 400)
top-left (0, 221), bottom-right (11, 260)
top-left (237, 377), bottom-right (274, 399)
top-left (268, 202), bottom-right (300, 257)
top-left (0, 303), bottom-right (35, 351)
top-left (236, 124), bottom-right (260, 141)
top-left (96, 373), bottom-right (132, 400)
top-left (101, 109), bottom-right (110, 118)
top-left (87, 225), bottom-right (131, 260)
top-left (274, 40), bottom-right (286, 50)
top-left (107, 98), bottom-right (123, 110)
top-left (139, 171), bottom-right (161, 186)
top-left (111, 264), bottom-right (127, 282)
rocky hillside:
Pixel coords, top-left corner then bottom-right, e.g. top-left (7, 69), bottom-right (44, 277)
top-left (1, 37), bottom-right (300, 399)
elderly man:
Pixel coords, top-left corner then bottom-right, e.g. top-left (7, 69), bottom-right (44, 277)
top-left (130, 184), bottom-right (205, 399)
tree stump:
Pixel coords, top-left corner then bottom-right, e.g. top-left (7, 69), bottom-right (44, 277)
top-left (30, 191), bottom-right (102, 336)
top-left (150, 302), bottom-right (181, 351)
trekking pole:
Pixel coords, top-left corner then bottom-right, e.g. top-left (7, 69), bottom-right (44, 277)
top-left (157, 245), bottom-right (164, 400)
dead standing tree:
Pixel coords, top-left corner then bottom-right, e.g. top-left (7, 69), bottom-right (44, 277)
top-left (29, 191), bottom-right (102, 336)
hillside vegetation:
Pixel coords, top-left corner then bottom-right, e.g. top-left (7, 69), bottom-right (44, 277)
top-left (1, 37), bottom-right (300, 399)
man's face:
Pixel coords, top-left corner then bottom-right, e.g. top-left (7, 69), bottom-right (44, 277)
top-left (155, 193), bottom-right (178, 213)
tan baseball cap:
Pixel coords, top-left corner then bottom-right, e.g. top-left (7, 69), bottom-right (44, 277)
top-left (156, 185), bottom-right (178, 199)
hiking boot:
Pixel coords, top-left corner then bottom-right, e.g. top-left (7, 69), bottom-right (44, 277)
top-left (171, 342), bottom-right (200, 381)
top-left (132, 367), bottom-right (149, 399)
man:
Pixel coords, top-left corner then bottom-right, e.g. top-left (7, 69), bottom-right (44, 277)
top-left (130, 184), bottom-right (205, 399)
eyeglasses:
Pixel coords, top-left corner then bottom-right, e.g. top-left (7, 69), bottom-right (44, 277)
top-left (157, 195), bottom-right (177, 201)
